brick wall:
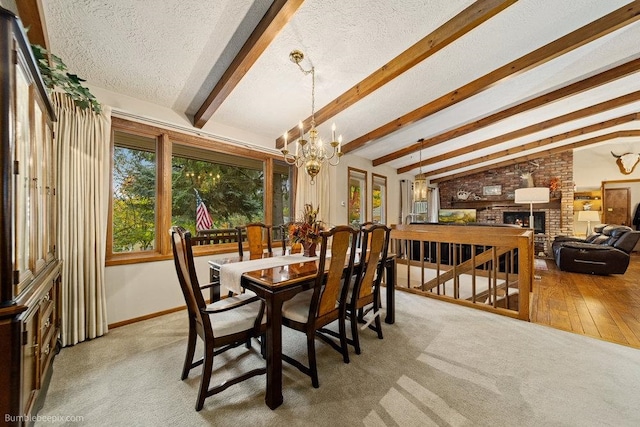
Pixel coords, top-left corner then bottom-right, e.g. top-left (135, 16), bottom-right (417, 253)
top-left (438, 152), bottom-right (574, 245)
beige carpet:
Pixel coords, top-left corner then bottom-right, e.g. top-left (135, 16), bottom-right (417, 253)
top-left (37, 291), bottom-right (640, 426)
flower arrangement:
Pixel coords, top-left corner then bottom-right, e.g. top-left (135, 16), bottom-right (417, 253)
top-left (289, 204), bottom-right (323, 246)
top-left (549, 177), bottom-right (561, 192)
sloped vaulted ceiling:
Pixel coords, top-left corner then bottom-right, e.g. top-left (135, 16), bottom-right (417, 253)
top-left (30, 0), bottom-right (640, 180)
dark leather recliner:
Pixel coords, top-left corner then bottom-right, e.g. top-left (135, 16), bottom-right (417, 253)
top-left (552, 224), bottom-right (640, 275)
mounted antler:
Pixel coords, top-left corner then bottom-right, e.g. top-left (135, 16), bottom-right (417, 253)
top-left (611, 151), bottom-right (640, 174)
top-left (515, 162), bottom-right (538, 187)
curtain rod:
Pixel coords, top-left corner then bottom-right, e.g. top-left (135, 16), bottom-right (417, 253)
top-left (111, 109), bottom-right (282, 156)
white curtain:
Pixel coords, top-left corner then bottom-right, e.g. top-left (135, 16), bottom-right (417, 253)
top-left (295, 164), bottom-right (331, 225)
top-left (53, 92), bottom-right (111, 346)
top-left (428, 187), bottom-right (440, 223)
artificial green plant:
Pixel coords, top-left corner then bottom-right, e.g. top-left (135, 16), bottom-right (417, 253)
top-left (30, 44), bottom-right (101, 113)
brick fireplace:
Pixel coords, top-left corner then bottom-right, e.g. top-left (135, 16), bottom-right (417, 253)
top-left (503, 211), bottom-right (545, 234)
top-left (437, 152), bottom-right (574, 251)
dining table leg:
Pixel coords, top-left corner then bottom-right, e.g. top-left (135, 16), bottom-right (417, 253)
top-left (264, 291), bottom-right (286, 409)
top-left (385, 257), bottom-right (396, 324)
top-left (208, 266), bottom-right (221, 302)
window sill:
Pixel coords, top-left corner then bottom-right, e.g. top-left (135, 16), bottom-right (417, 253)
top-left (106, 243), bottom-right (242, 266)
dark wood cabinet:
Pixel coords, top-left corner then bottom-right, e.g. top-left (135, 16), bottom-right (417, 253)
top-left (0, 7), bottom-right (61, 425)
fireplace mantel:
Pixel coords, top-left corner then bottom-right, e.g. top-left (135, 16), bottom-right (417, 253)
top-left (450, 198), bottom-right (561, 211)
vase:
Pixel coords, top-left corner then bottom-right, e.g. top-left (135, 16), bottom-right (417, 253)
top-left (302, 242), bottom-right (317, 257)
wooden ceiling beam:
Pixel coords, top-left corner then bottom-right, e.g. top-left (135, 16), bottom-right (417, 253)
top-left (193, 0), bottom-right (304, 129)
top-left (379, 57), bottom-right (640, 167)
top-left (15, 0), bottom-right (49, 48)
top-left (424, 113), bottom-right (639, 179)
top-left (344, 0), bottom-right (640, 155)
top-left (430, 129), bottom-right (640, 184)
top-left (275, 0), bottom-right (517, 149)
top-left (398, 89), bottom-right (640, 174)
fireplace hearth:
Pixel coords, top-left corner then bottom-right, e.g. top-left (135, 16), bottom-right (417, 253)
top-left (503, 211), bottom-right (545, 234)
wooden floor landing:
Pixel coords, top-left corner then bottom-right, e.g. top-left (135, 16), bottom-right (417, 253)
top-left (531, 253), bottom-right (640, 349)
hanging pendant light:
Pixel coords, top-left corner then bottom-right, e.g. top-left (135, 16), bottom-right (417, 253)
top-left (413, 138), bottom-right (428, 202)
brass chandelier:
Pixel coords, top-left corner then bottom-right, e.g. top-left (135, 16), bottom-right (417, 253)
top-left (281, 50), bottom-right (343, 184)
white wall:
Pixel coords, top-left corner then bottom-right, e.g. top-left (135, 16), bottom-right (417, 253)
top-left (105, 255), bottom-right (220, 324)
top-left (573, 139), bottom-right (640, 244)
top-left (573, 139), bottom-right (640, 191)
top-left (0, 0), bottom-right (17, 14)
top-left (328, 153), bottom-right (413, 228)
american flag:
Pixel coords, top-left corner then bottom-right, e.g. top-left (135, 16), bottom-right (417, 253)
top-left (195, 189), bottom-right (213, 231)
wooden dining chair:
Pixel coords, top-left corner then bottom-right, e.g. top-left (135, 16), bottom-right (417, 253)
top-left (170, 226), bottom-right (267, 411)
top-left (194, 228), bottom-right (241, 245)
top-left (345, 224), bottom-right (391, 354)
top-left (280, 225), bottom-right (358, 388)
top-left (237, 222), bottom-right (273, 258)
top-left (354, 221), bottom-right (374, 250)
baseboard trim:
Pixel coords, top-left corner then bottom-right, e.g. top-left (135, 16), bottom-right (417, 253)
top-left (108, 305), bottom-right (186, 329)
top-left (107, 297), bottom-right (216, 329)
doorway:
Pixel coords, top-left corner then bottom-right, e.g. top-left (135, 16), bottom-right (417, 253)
top-left (603, 187), bottom-right (630, 225)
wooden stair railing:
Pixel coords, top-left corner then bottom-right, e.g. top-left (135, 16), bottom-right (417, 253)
top-left (390, 224), bottom-right (533, 321)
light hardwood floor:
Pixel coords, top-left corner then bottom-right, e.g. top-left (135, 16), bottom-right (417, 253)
top-left (531, 253), bottom-right (640, 349)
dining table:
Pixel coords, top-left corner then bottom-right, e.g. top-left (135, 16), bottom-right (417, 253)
top-left (208, 251), bottom-right (396, 409)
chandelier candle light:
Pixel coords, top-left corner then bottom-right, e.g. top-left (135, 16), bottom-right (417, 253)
top-left (281, 50), bottom-right (343, 184)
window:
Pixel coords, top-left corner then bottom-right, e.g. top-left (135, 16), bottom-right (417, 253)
top-left (271, 160), bottom-right (292, 243)
top-left (372, 173), bottom-right (387, 224)
top-left (112, 131), bottom-right (157, 253)
top-left (348, 167), bottom-right (367, 225)
top-left (107, 118), bottom-right (292, 264)
top-left (171, 144), bottom-right (265, 232)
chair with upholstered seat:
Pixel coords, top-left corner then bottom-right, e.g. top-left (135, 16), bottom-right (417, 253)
top-left (346, 224), bottom-right (390, 354)
top-left (280, 225), bottom-right (358, 388)
top-left (237, 222), bottom-right (273, 258)
top-left (170, 226), bottom-right (266, 411)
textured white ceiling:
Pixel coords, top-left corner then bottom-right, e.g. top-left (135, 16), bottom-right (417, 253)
top-left (38, 0), bottom-right (640, 179)
top-left (41, 0), bottom-right (268, 110)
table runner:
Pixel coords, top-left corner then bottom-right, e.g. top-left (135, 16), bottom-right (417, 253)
top-left (220, 253), bottom-right (319, 294)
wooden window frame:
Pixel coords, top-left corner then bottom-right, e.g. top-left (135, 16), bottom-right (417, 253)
top-left (107, 117), bottom-right (290, 266)
top-left (372, 173), bottom-right (387, 224)
top-left (347, 167), bottom-right (368, 224)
